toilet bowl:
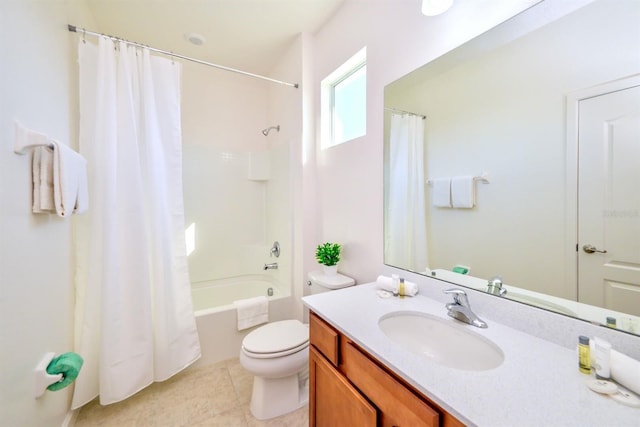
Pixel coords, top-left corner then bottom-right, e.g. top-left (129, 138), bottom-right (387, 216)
top-left (240, 272), bottom-right (354, 420)
top-left (240, 320), bottom-right (310, 420)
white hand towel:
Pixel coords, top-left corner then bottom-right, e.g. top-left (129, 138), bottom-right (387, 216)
top-left (51, 139), bottom-right (89, 217)
top-left (233, 296), bottom-right (269, 331)
top-left (32, 147), bottom-right (52, 213)
top-left (611, 349), bottom-right (640, 395)
top-left (376, 275), bottom-right (419, 297)
top-left (451, 176), bottom-right (475, 208)
top-left (38, 146), bottom-right (56, 211)
top-left (28, 133), bottom-right (55, 213)
top-left (432, 178), bottom-right (451, 207)
top-left (17, 121), bottom-right (88, 216)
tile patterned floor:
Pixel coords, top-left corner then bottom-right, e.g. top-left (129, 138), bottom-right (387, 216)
top-left (74, 358), bottom-right (308, 427)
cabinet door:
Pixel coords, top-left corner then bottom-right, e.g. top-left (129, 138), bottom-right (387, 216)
top-left (342, 340), bottom-right (440, 427)
top-left (310, 346), bottom-right (377, 427)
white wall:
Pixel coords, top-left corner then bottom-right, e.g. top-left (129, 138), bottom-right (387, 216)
top-left (181, 63), bottom-right (274, 282)
top-left (308, 0), bottom-right (595, 285)
top-left (182, 62), bottom-right (269, 152)
top-left (0, 1), bottom-right (95, 426)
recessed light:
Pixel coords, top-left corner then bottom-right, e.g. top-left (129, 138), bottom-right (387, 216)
top-left (421, 0), bottom-right (453, 16)
top-left (184, 32), bottom-right (205, 46)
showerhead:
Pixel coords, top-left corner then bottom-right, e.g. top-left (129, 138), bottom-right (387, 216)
top-left (261, 125), bottom-right (280, 136)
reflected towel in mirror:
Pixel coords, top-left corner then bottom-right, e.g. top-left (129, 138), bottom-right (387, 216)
top-left (451, 176), bottom-right (475, 208)
top-left (432, 178), bottom-right (451, 207)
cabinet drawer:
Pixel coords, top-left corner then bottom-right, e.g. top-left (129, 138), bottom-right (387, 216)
top-left (310, 312), bottom-right (339, 366)
top-left (342, 340), bottom-right (440, 427)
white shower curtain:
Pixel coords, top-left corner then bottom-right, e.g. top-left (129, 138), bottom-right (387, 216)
top-left (386, 113), bottom-right (429, 272)
top-left (72, 38), bottom-right (201, 408)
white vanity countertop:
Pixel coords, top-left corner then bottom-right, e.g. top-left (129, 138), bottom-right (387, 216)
top-left (302, 282), bottom-right (639, 427)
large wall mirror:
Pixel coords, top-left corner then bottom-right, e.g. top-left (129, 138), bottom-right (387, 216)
top-left (384, 0), bottom-right (640, 336)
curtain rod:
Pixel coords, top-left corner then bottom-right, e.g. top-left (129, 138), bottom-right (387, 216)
top-left (385, 107), bottom-right (426, 119)
top-left (67, 25), bottom-right (299, 89)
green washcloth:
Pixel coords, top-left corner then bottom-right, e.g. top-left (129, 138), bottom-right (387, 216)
top-left (46, 352), bottom-right (83, 391)
top-left (452, 266), bottom-right (469, 275)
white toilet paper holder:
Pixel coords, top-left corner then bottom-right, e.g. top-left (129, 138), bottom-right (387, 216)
top-left (34, 352), bottom-right (63, 399)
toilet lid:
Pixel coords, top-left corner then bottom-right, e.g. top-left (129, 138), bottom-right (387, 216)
top-left (243, 320), bottom-right (309, 354)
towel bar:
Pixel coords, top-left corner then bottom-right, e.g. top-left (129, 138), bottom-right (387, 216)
top-left (13, 120), bottom-right (55, 155)
top-left (427, 172), bottom-right (490, 186)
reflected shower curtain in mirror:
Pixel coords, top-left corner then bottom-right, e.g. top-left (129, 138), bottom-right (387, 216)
top-left (386, 114), bottom-right (428, 272)
top-left (72, 38), bottom-right (201, 408)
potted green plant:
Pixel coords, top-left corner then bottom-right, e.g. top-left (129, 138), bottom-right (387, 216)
top-left (315, 242), bottom-right (341, 275)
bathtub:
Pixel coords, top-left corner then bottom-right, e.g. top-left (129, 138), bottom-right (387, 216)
top-left (191, 275), bottom-right (293, 367)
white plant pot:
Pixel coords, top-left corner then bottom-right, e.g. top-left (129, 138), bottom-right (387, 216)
top-left (322, 265), bottom-right (338, 276)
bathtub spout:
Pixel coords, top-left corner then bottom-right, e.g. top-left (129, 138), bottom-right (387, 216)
top-left (263, 262), bottom-right (278, 270)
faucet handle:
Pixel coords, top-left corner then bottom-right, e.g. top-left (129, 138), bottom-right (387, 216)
top-left (270, 241), bottom-right (280, 258)
top-left (488, 275), bottom-right (503, 285)
top-left (487, 276), bottom-right (507, 296)
top-left (443, 288), bottom-right (469, 307)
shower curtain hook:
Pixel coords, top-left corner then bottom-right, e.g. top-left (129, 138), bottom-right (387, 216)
top-left (82, 28), bottom-right (86, 44)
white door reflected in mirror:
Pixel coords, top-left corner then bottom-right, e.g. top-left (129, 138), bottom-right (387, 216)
top-left (578, 83), bottom-right (640, 316)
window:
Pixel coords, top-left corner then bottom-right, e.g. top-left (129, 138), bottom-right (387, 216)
top-left (321, 47), bottom-right (367, 149)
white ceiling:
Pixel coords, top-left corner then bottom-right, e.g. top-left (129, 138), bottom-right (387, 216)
top-left (83, 0), bottom-right (346, 76)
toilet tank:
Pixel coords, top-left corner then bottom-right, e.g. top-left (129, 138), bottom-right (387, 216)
top-left (307, 271), bottom-right (355, 294)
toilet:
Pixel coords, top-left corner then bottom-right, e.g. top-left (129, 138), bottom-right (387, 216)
top-left (239, 271), bottom-right (355, 420)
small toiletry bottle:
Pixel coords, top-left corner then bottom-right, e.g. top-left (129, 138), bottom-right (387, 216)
top-left (606, 317), bottom-right (617, 328)
top-left (624, 317), bottom-right (638, 334)
top-left (578, 336), bottom-right (591, 374)
top-left (399, 278), bottom-right (405, 298)
top-left (593, 337), bottom-right (611, 380)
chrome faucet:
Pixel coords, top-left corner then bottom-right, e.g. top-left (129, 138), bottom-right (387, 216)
top-left (487, 275), bottom-right (507, 296)
top-left (444, 288), bottom-right (488, 328)
top-left (263, 262), bottom-right (278, 270)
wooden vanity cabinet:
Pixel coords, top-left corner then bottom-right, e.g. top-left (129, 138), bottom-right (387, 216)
top-left (309, 346), bottom-right (377, 427)
top-left (309, 311), bottom-right (465, 427)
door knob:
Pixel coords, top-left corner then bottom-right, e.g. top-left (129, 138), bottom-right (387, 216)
top-left (583, 244), bottom-right (607, 254)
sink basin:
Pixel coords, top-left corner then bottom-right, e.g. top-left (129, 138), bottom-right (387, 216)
top-left (379, 311), bottom-right (504, 371)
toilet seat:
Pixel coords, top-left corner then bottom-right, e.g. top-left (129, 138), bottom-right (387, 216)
top-left (242, 320), bottom-right (309, 359)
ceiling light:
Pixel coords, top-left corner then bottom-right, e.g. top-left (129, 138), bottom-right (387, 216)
top-left (421, 0), bottom-right (453, 16)
top-left (184, 32), bottom-right (205, 46)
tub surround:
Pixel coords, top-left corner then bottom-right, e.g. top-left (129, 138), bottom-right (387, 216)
top-left (302, 280), bottom-right (640, 426)
top-left (191, 275), bottom-right (286, 313)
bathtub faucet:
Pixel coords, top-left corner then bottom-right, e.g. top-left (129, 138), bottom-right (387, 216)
top-left (263, 262), bottom-right (278, 270)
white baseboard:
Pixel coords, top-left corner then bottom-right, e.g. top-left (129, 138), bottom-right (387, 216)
top-left (61, 409), bottom-right (78, 427)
